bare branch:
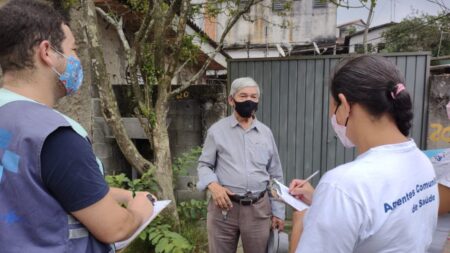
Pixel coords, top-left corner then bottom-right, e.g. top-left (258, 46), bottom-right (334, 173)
top-left (327, 0), bottom-right (366, 8)
top-left (165, 0), bottom-right (190, 79)
top-left (131, 2), bottom-right (158, 114)
top-left (170, 0), bottom-right (263, 96)
top-left (95, 7), bottom-right (131, 54)
top-left (426, 0), bottom-right (449, 12)
top-left (96, 6), bottom-right (145, 108)
top-left (173, 59), bottom-right (191, 78)
top-left (84, 0), bottom-right (154, 174)
top-left (135, 1), bottom-right (156, 44)
top-left (163, 0), bottom-right (183, 29)
top-left (134, 108), bottom-right (154, 149)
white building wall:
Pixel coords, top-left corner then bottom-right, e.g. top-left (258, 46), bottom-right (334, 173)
top-left (349, 27), bottom-right (389, 53)
top-left (214, 0), bottom-right (336, 47)
top-left (224, 48), bottom-right (281, 58)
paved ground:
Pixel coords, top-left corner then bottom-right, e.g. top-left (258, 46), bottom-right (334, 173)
top-left (235, 220), bottom-right (293, 253)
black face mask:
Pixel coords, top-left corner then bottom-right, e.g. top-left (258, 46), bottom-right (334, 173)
top-left (234, 99), bottom-right (258, 118)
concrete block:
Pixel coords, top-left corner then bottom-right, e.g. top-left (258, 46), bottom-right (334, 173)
top-left (93, 143), bottom-right (113, 159)
top-left (175, 176), bottom-right (197, 190)
top-left (92, 98), bottom-right (102, 117)
top-left (92, 127), bottom-right (106, 144)
top-left (176, 132), bottom-right (201, 147)
top-left (186, 166), bottom-right (199, 176)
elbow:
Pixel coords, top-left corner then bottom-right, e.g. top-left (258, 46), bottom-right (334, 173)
top-left (93, 226), bottom-right (133, 244)
top-left (92, 214), bottom-right (140, 244)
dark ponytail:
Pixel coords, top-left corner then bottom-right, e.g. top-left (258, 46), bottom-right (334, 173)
top-left (331, 55), bottom-right (413, 136)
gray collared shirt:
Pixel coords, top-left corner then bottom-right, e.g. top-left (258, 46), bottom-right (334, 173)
top-left (197, 114), bottom-right (285, 219)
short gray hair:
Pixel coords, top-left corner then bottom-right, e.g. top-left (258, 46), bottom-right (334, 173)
top-left (229, 77), bottom-right (260, 97)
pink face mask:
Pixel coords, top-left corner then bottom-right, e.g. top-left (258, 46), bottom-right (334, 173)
top-left (330, 108), bottom-right (355, 148)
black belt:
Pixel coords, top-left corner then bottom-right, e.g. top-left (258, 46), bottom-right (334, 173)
top-left (229, 191), bottom-right (266, 206)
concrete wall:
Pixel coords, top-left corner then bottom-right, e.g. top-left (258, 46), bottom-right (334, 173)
top-left (89, 84), bottom-right (227, 201)
top-left (202, 0), bottom-right (337, 48)
top-left (427, 74), bottom-right (450, 149)
top-left (224, 48), bottom-right (281, 58)
top-left (348, 27), bottom-right (388, 53)
top-left (96, 17), bottom-right (129, 85)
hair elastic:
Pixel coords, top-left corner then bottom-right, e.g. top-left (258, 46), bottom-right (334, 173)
top-left (391, 83), bottom-right (406, 99)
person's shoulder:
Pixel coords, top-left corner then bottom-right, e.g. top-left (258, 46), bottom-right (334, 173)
top-left (5, 100), bottom-right (55, 118)
top-left (318, 159), bottom-right (374, 193)
top-left (320, 161), bottom-right (360, 184)
top-left (254, 119), bottom-right (273, 134)
top-left (44, 127), bottom-right (90, 150)
top-left (2, 101), bottom-right (69, 135)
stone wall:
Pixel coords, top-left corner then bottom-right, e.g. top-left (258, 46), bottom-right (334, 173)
top-left (426, 74), bottom-right (450, 149)
top-left (89, 84), bottom-right (227, 201)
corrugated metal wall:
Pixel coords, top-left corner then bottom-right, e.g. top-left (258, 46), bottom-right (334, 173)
top-left (228, 53), bottom-right (431, 190)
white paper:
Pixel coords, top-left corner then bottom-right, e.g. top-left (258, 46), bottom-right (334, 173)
top-left (273, 179), bottom-right (309, 211)
top-left (114, 200), bottom-right (171, 250)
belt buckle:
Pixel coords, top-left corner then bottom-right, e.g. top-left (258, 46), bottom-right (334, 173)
top-left (240, 198), bottom-right (253, 206)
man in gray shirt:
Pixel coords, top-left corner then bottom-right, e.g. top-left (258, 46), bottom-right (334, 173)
top-left (197, 77), bottom-right (285, 253)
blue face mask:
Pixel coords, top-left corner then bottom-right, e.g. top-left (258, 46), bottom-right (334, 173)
top-left (51, 47), bottom-right (84, 96)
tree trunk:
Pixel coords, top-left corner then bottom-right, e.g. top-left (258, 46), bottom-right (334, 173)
top-left (82, 0), bottom-right (154, 175)
top-left (152, 77), bottom-right (180, 225)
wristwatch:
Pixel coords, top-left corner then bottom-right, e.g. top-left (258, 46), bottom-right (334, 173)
top-left (147, 194), bottom-right (156, 206)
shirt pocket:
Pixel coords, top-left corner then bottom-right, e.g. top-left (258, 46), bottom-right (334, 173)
top-left (249, 139), bottom-right (271, 166)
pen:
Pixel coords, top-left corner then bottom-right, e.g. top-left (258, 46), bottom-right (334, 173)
top-left (300, 170), bottom-right (319, 186)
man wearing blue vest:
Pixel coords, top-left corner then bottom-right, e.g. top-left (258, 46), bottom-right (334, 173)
top-left (0, 0), bottom-right (154, 252)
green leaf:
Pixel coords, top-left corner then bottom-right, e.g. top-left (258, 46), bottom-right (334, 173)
top-left (155, 238), bottom-right (169, 253)
top-left (139, 230), bottom-right (148, 240)
top-left (164, 244), bottom-right (175, 252)
top-left (151, 233), bottom-right (164, 244)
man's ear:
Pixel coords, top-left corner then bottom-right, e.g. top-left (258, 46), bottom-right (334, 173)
top-left (37, 40), bottom-right (56, 68)
top-left (228, 96), bottom-right (235, 107)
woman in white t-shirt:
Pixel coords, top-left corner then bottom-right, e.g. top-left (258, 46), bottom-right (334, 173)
top-left (426, 149), bottom-right (450, 253)
top-left (289, 55), bottom-right (439, 253)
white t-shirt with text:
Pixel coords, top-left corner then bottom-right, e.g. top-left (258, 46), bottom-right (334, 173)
top-left (296, 140), bottom-right (438, 253)
top-left (427, 149), bottom-right (450, 253)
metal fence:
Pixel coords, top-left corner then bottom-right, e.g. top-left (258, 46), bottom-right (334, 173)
top-left (228, 53), bottom-right (431, 189)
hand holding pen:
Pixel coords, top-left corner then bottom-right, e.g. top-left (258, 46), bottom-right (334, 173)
top-left (288, 170), bottom-right (319, 206)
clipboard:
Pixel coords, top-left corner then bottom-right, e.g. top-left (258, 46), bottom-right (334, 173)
top-left (114, 200), bottom-right (171, 250)
top-left (272, 179), bottom-right (309, 211)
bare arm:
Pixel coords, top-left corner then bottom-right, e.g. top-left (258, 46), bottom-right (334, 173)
top-left (438, 184), bottom-right (450, 215)
top-left (289, 210), bottom-right (307, 253)
top-left (72, 189), bottom-right (153, 244)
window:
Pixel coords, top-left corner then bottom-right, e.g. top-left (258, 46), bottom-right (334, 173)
top-left (354, 43), bottom-right (373, 53)
top-left (377, 43), bottom-right (386, 52)
top-left (355, 44), bottom-right (364, 54)
top-left (313, 0), bottom-right (327, 8)
top-left (239, 0), bottom-right (250, 9)
top-left (273, 0), bottom-right (286, 11)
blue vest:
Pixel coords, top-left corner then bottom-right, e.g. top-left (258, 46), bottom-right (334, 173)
top-left (0, 89), bottom-right (113, 253)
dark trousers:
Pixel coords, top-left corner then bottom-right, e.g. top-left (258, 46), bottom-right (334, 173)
top-left (207, 194), bottom-right (272, 253)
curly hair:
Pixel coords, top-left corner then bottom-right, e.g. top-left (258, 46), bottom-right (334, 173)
top-left (0, 0), bottom-right (69, 72)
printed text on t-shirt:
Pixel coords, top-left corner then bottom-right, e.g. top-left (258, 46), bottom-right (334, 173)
top-left (383, 178), bottom-right (437, 213)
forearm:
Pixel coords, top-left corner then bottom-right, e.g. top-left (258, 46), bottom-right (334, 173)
top-left (109, 187), bottom-right (133, 205)
top-left (289, 210), bottom-right (306, 253)
top-left (104, 206), bottom-right (143, 243)
top-left (438, 184), bottom-right (450, 215)
top-left (72, 190), bottom-right (153, 244)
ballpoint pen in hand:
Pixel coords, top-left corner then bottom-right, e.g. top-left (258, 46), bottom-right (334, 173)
top-left (302, 170), bottom-right (319, 185)
top-left (295, 170), bottom-right (320, 189)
